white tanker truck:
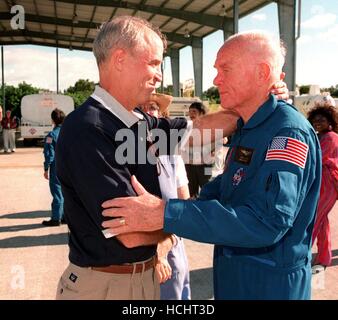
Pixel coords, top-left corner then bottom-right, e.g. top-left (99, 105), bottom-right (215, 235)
top-left (293, 85), bottom-right (338, 116)
top-left (20, 93), bottom-right (74, 145)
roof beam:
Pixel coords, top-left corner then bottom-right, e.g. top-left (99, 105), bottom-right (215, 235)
top-left (0, 12), bottom-right (100, 28)
top-left (0, 14), bottom-right (201, 46)
top-left (55, 0), bottom-right (232, 29)
top-left (131, 0), bottom-right (147, 17)
top-left (159, 0), bottom-right (194, 30)
top-left (82, 1), bottom-right (97, 47)
top-left (0, 30), bottom-right (92, 43)
top-left (238, 0), bottom-right (272, 18)
top-left (147, 0), bottom-right (170, 23)
top-left (0, 29), bottom-right (200, 47)
top-left (3, 0), bottom-right (15, 41)
top-left (53, 0), bottom-right (58, 45)
top-left (165, 32), bottom-right (202, 47)
top-left (0, 40), bottom-right (92, 52)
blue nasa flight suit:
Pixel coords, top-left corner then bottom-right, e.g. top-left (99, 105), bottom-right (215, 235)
top-left (164, 95), bottom-right (322, 300)
top-left (44, 125), bottom-right (64, 221)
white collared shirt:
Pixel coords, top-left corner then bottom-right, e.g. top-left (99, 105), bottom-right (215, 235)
top-left (91, 85), bottom-right (143, 128)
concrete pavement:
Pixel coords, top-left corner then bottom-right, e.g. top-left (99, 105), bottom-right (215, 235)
top-left (0, 146), bottom-right (337, 299)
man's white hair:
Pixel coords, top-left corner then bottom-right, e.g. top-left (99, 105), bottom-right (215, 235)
top-left (93, 16), bottom-right (166, 66)
top-left (227, 31), bottom-right (286, 81)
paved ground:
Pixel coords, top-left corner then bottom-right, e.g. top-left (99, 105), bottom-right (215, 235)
top-left (0, 146), bottom-right (337, 299)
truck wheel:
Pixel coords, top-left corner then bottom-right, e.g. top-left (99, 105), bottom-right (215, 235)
top-left (23, 139), bottom-right (33, 147)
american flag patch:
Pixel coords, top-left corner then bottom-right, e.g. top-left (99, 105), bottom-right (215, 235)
top-left (46, 137), bottom-right (53, 144)
top-left (265, 136), bottom-right (308, 169)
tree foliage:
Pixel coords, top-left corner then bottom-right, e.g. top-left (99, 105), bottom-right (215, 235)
top-left (65, 78), bottom-right (95, 94)
top-left (64, 79), bottom-right (96, 108)
top-left (156, 85), bottom-right (173, 96)
top-left (299, 85), bottom-right (310, 95)
top-left (322, 85), bottom-right (338, 98)
top-left (203, 86), bottom-right (220, 104)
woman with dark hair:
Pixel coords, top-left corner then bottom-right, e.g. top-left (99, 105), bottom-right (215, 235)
top-left (42, 108), bottom-right (66, 226)
top-left (308, 97), bottom-right (338, 273)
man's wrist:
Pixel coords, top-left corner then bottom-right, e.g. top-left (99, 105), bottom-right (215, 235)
top-left (169, 234), bottom-right (178, 247)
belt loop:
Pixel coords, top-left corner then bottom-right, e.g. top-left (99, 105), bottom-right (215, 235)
top-left (141, 262), bottom-right (146, 279)
top-left (130, 263), bottom-right (137, 280)
top-left (140, 262), bottom-right (146, 299)
top-left (130, 263), bottom-right (137, 299)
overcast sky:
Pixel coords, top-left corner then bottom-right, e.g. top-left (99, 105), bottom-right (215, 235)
top-left (1, 1), bottom-right (338, 92)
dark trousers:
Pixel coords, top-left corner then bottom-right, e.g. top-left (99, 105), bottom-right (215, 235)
top-left (185, 164), bottom-right (212, 198)
top-left (49, 172), bottom-right (64, 221)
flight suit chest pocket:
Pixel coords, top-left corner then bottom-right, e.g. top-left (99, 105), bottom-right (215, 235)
top-left (266, 171), bottom-right (299, 217)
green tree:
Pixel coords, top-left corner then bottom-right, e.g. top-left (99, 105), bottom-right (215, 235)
top-left (65, 79), bottom-right (95, 94)
top-left (322, 85), bottom-right (338, 97)
top-left (298, 85), bottom-right (310, 95)
top-left (64, 79), bottom-right (96, 108)
top-left (156, 85), bottom-right (173, 96)
top-left (203, 86), bottom-right (220, 104)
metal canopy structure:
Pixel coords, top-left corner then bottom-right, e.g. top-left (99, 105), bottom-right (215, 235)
top-left (0, 0), bottom-right (274, 52)
top-left (0, 0), bottom-right (297, 100)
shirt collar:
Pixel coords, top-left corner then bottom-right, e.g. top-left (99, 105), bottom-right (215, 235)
top-left (238, 94), bottom-right (277, 130)
top-left (91, 85), bottom-right (142, 128)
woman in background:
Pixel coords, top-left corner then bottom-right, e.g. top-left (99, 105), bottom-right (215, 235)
top-left (308, 95), bottom-right (338, 273)
top-left (139, 97), bottom-right (191, 300)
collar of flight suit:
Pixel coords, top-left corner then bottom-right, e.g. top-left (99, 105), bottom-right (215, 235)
top-left (237, 94), bottom-right (278, 130)
top-left (91, 85), bottom-right (142, 128)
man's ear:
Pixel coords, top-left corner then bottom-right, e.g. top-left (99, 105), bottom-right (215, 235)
top-left (256, 62), bottom-right (271, 84)
top-left (111, 49), bottom-right (127, 72)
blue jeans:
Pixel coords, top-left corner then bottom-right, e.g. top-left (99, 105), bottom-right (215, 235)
top-left (49, 173), bottom-right (64, 221)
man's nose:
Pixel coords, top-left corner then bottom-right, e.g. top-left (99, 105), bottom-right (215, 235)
top-left (213, 73), bottom-right (220, 87)
top-left (154, 66), bottom-right (162, 82)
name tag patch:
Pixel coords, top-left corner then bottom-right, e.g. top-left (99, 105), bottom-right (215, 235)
top-left (234, 146), bottom-right (254, 165)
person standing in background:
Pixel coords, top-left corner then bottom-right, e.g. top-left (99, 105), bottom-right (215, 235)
top-left (182, 102), bottom-right (214, 198)
top-left (308, 96), bottom-right (338, 273)
top-left (1, 109), bottom-right (18, 153)
top-left (140, 99), bottom-right (191, 300)
top-left (42, 108), bottom-right (65, 227)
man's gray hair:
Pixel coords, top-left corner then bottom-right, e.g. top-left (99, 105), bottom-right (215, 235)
top-left (227, 31), bottom-right (286, 80)
top-left (93, 16), bottom-right (167, 66)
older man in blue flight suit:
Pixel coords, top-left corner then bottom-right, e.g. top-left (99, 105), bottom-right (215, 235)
top-left (101, 31), bottom-right (321, 300)
top-left (42, 108), bottom-right (65, 227)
